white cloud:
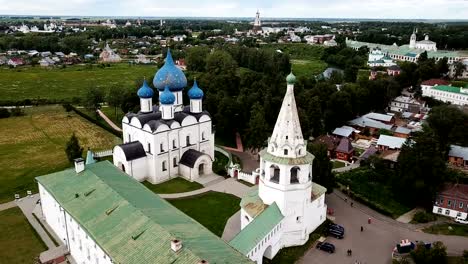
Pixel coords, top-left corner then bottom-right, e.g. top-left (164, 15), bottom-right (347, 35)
top-left (0, 0), bottom-right (466, 19)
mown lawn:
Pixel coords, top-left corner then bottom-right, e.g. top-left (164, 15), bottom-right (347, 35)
top-left (332, 160), bottom-right (346, 169)
top-left (143, 178), bottom-right (203, 194)
top-left (336, 167), bottom-right (410, 218)
top-left (0, 105), bottom-right (121, 203)
top-left (423, 223), bottom-right (468, 237)
top-left (0, 207), bottom-right (47, 263)
top-left (168, 191), bottom-right (240, 237)
top-left (0, 63), bottom-right (156, 102)
top-left (291, 59), bottom-right (328, 78)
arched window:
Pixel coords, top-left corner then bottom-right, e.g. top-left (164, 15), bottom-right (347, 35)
top-left (162, 161), bottom-right (167, 171)
top-left (186, 135), bottom-right (190, 146)
top-left (284, 149), bottom-right (288, 155)
top-left (270, 165), bottom-right (280, 183)
top-left (173, 139), bottom-right (177, 149)
top-left (202, 132), bottom-right (206, 140)
top-left (173, 157), bottom-right (177, 167)
top-left (290, 167), bottom-right (300, 184)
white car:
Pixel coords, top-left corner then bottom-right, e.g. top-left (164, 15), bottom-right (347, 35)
top-left (455, 217), bottom-right (468, 224)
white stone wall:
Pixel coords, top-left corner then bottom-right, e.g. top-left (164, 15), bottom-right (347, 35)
top-left (433, 206), bottom-right (468, 219)
top-left (39, 183), bottom-right (113, 264)
top-left (421, 85), bottom-right (468, 106)
top-left (247, 222), bottom-right (283, 264)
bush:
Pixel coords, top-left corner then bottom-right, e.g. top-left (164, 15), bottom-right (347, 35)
top-left (413, 211), bottom-right (437, 223)
top-left (62, 103), bottom-right (73, 112)
top-left (9, 108), bottom-right (24, 117)
top-left (0, 108), bottom-right (11, 119)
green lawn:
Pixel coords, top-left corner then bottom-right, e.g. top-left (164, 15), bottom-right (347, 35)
top-left (0, 105), bottom-right (121, 203)
top-left (99, 106), bottom-right (125, 127)
top-left (0, 63), bottom-right (156, 102)
top-left (168, 191), bottom-right (240, 237)
top-left (0, 207), bottom-right (47, 263)
top-left (354, 148), bottom-right (365, 157)
top-left (143, 178), bottom-right (203, 194)
top-left (332, 160), bottom-right (346, 169)
top-left (291, 59), bottom-right (328, 78)
top-left (336, 168), bottom-right (410, 218)
top-left (213, 151), bottom-right (230, 176)
top-left (423, 223), bottom-right (468, 237)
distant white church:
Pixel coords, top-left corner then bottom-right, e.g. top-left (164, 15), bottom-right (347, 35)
top-left (229, 73), bottom-right (327, 264)
top-left (113, 50), bottom-right (214, 184)
top-left (99, 44), bottom-right (121, 63)
top-left (409, 29), bottom-right (437, 51)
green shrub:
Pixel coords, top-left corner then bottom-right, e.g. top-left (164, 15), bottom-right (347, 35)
top-left (413, 211), bottom-right (437, 223)
top-left (0, 108), bottom-right (10, 119)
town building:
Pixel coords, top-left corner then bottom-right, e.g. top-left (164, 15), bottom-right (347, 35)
top-left (433, 183), bottom-right (468, 220)
top-left (230, 73), bottom-right (327, 264)
top-left (99, 44), bottom-right (121, 63)
top-left (449, 59), bottom-right (468, 79)
top-left (421, 83), bottom-right (468, 106)
top-left (304, 34), bottom-right (334, 45)
top-left (36, 160), bottom-right (253, 264)
top-left (335, 137), bottom-right (354, 162)
top-left (332, 126), bottom-right (355, 139)
top-left (113, 50), bottom-right (215, 184)
top-left (448, 145), bottom-right (468, 169)
top-left (389, 95), bottom-right (423, 113)
top-left (314, 134), bottom-right (340, 158)
top-left (252, 10), bottom-right (262, 33)
top-left (346, 33), bottom-right (468, 64)
top-left (376, 135), bottom-right (406, 151)
top-left (387, 65), bottom-right (401, 76)
top-left (367, 48), bottom-right (396, 67)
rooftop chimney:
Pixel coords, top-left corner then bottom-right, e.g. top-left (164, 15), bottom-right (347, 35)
top-left (74, 158), bottom-right (85, 173)
top-left (171, 239), bottom-right (182, 252)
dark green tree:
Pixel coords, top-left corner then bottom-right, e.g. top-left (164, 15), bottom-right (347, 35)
top-left (83, 86), bottom-right (105, 117)
top-left (186, 46), bottom-right (210, 72)
top-left (309, 143), bottom-right (334, 193)
top-left (453, 61), bottom-right (467, 79)
top-left (205, 50), bottom-right (237, 76)
top-left (106, 85), bottom-right (129, 120)
top-left (435, 57), bottom-right (449, 77)
top-left (65, 133), bottom-right (83, 162)
top-left (245, 102), bottom-right (270, 151)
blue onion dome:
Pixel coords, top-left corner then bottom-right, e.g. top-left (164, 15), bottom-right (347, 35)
top-left (137, 79), bottom-right (154, 98)
top-left (159, 85), bottom-right (176, 105)
top-left (153, 49), bottom-right (187, 92)
top-left (286, 72), bottom-right (296, 84)
top-left (188, 80), bottom-right (204, 100)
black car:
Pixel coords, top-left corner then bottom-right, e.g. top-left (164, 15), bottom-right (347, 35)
top-left (328, 228), bottom-right (344, 239)
top-left (316, 242), bottom-right (335, 253)
top-left (329, 223), bottom-right (345, 232)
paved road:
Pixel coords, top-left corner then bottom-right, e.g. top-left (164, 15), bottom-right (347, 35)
top-left (96, 109), bottom-right (122, 132)
top-left (0, 200), bottom-right (17, 211)
top-left (300, 192), bottom-right (468, 264)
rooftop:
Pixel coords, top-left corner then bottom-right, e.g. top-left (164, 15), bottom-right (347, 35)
top-left (364, 112), bottom-right (394, 123)
top-left (348, 116), bottom-right (393, 130)
top-left (240, 187), bottom-right (267, 218)
top-left (438, 183), bottom-right (468, 200)
top-left (432, 85), bottom-right (467, 95)
top-left (229, 202), bottom-right (283, 255)
top-left (421, 79), bottom-right (450, 86)
top-left (332, 126), bottom-right (354, 138)
top-left (449, 145), bottom-right (468, 160)
top-left (36, 161), bottom-right (252, 264)
top-left (377, 135), bottom-right (406, 149)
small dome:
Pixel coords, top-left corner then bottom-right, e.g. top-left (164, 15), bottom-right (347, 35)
top-left (159, 85), bottom-right (175, 105)
top-left (188, 80), bottom-right (204, 99)
top-left (153, 49), bottom-right (187, 92)
top-left (286, 72), bottom-right (296, 84)
top-left (137, 79), bottom-right (154, 98)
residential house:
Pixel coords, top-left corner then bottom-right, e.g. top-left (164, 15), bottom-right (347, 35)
top-left (348, 116), bottom-right (393, 135)
top-left (363, 112), bottom-right (395, 125)
top-left (433, 183), bottom-right (468, 220)
top-left (335, 138), bottom-right (354, 162)
top-left (393, 126), bottom-right (411, 138)
top-left (314, 135), bottom-right (340, 158)
top-left (0, 56), bottom-right (7, 65)
top-left (387, 65), bottom-right (401, 76)
top-left (7, 57), bottom-right (24, 67)
top-left (332, 126), bottom-right (354, 139)
top-left (448, 145), bottom-right (468, 169)
top-left (389, 95), bottom-right (423, 113)
top-left (376, 135), bottom-right (406, 151)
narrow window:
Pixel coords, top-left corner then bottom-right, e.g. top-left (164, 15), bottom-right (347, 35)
top-left (173, 139), bottom-right (176, 149)
top-left (147, 143), bottom-right (151, 154)
top-left (160, 143), bottom-right (164, 153)
top-left (173, 157), bottom-right (177, 167)
top-left (290, 167), bottom-right (299, 184)
top-left (202, 132), bottom-right (206, 140)
top-left (162, 161), bottom-right (167, 171)
top-left (128, 134), bottom-right (131, 142)
top-left (284, 149), bottom-right (288, 155)
top-left (186, 135), bottom-right (190, 146)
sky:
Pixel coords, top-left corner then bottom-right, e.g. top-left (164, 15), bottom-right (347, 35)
top-left (0, 0), bottom-right (467, 19)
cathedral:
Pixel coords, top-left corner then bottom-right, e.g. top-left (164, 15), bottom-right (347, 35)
top-left (409, 29), bottom-right (437, 51)
top-left (113, 50), bottom-right (215, 184)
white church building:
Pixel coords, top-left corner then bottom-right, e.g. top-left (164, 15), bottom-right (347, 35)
top-left (113, 50), bottom-right (214, 184)
top-left (409, 29), bottom-right (437, 51)
top-left (229, 73), bottom-right (327, 264)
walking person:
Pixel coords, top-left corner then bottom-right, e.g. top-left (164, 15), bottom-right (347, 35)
top-left (350, 202), bottom-right (354, 207)
top-left (360, 226), bottom-right (364, 232)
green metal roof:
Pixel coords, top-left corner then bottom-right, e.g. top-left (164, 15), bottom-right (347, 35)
top-left (312, 183), bottom-right (327, 201)
top-left (36, 161), bottom-right (253, 264)
top-left (240, 187), bottom-right (267, 218)
top-left (229, 203), bottom-right (284, 255)
top-left (433, 85), bottom-right (466, 95)
top-left (260, 149), bottom-right (314, 165)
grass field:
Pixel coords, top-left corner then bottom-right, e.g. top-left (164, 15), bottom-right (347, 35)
top-left (291, 59), bottom-right (328, 78)
top-left (0, 105), bottom-right (121, 203)
top-left (168, 191), bottom-right (240, 237)
top-left (0, 207), bottom-right (47, 263)
top-left (332, 160), bottom-right (346, 169)
top-left (423, 223), bottom-right (468, 237)
top-left (143, 178), bottom-right (203, 194)
top-left (337, 168), bottom-right (410, 218)
top-left (0, 63), bottom-right (156, 102)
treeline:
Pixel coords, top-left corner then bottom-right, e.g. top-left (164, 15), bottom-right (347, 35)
top-left (0, 34), bottom-right (90, 54)
top-left (355, 22), bottom-right (468, 50)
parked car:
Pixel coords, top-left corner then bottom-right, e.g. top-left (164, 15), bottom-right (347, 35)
top-left (455, 216), bottom-right (468, 224)
top-left (316, 242), bottom-right (335, 253)
top-left (328, 228), bottom-right (344, 239)
top-left (329, 223), bottom-right (345, 231)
